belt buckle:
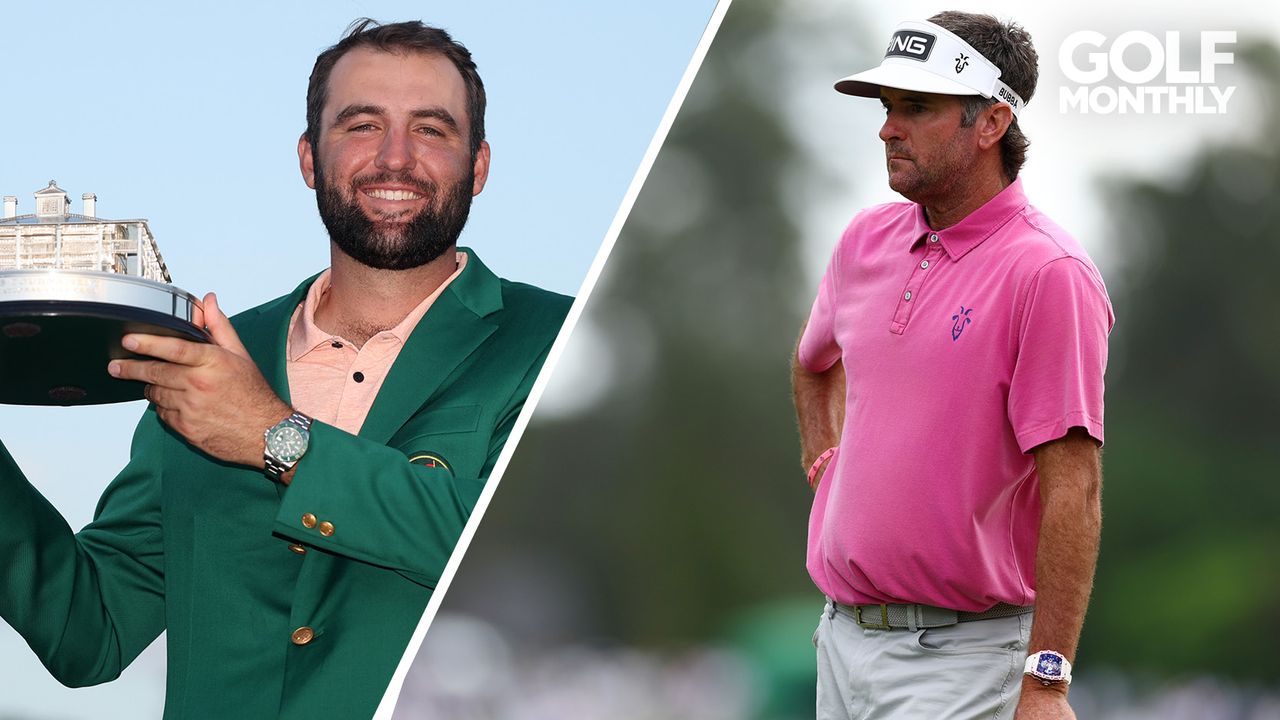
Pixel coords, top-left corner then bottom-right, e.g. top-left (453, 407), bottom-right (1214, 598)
top-left (854, 604), bottom-right (891, 629)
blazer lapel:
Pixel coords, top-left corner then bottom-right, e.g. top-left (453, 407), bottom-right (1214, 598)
top-left (358, 248), bottom-right (503, 444)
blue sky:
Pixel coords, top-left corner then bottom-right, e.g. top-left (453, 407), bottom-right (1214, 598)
top-left (0, 1), bottom-right (717, 717)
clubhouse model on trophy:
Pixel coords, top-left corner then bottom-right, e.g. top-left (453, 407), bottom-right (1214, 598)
top-left (0, 181), bottom-right (208, 406)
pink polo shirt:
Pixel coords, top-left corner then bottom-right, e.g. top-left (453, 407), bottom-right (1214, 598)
top-left (798, 180), bottom-right (1113, 611)
top-left (286, 252), bottom-right (467, 434)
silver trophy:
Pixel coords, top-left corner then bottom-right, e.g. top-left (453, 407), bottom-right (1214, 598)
top-left (0, 182), bottom-right (209, 405)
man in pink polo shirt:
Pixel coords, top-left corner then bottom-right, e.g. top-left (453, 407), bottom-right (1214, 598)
top-left (792, 12), bottom-right (1113, 720)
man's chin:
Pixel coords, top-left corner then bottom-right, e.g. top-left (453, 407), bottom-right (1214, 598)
top-left (887, 174), bottom-right (920, 199)
top-left (364, 206), bottom-right (418, 224)
top-left (369, 220), bottom-right (412, 237)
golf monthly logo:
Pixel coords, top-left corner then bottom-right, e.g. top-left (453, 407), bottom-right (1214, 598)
top-left (1059, 31), bottom-right (1236, 114)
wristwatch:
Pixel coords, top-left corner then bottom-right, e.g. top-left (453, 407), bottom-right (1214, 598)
top-left (1023, 650), bottom-right (1073, 685)
top-left (263, 411), bottom-right (312, 483)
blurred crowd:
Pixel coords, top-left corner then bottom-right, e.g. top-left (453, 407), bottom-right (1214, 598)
top-left (397, 615), bottom-right (1280, 720)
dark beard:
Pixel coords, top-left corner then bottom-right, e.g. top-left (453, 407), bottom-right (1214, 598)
top-left (314, 164), bottom-right (473, 271)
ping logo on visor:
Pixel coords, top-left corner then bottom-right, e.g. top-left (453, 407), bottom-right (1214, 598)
top-left (885, 30), bottom-right (936, 61)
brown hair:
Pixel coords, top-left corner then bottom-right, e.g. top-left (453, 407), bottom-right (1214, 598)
top-left (305, 19), bottom-right (486, 159)
top-left (929, 11), bottom-right (1038, 180)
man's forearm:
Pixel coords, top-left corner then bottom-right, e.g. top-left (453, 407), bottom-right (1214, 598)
top-left (1023, 427), bottom-right (1102, 701)
top-left (791, 325), bottom-right (845, 475)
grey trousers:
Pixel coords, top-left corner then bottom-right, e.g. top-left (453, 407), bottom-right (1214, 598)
top-left (815, 600), bottom-right (1032, 719)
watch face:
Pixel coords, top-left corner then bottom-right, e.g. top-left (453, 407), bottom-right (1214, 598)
top-left (1036, 653), bottom-right (1064, 678)
top-left (268, 424), bottom-right (308, 463)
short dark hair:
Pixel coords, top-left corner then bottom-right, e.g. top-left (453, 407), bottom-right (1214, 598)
top-left (305, 19), bottom-right (486, 159)
top-left (929, 11), bottom-right (1038, 180)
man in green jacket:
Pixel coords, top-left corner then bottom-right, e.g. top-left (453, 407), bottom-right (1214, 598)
top-left (0, 20), bottom-right (569, 718)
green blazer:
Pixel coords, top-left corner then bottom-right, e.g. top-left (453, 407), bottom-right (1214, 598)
top-left (0, 249), bottom-right (570, 718)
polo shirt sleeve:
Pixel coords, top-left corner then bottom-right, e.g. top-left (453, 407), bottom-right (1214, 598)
top-left (797, 240), bottom-right (843, 373)
top-left (1008, 257), bottom-right (1114, 452)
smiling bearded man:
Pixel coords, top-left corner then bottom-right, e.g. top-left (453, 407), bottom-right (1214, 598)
top-left (314, 162), bottom-right (474, 271)
top-left (0, 19), bottom-right (570, 720)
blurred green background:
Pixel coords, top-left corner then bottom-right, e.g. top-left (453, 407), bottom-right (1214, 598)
top-left (397, 2), bottom-right (1280, 718)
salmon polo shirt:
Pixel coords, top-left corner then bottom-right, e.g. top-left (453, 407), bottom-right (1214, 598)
top-left (286, 252), bottom-right (467, 434)
top-left (798, 179), bottom-right (1113, 612)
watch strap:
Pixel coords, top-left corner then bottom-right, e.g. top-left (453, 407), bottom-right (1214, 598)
top-left (263, 411), bottom-right (312, 483)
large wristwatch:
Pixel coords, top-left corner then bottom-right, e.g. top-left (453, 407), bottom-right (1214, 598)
top-left (263, 411), bottom-right (312, 483)
top-left (1023, 650), bottom-right (1073, 685)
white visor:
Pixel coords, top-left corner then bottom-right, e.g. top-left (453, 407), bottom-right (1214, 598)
top-left (835, 20), bottom-right (1026, 117)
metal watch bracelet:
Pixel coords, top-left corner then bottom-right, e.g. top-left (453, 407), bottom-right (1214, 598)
top-left (263, 411), bottom-right (312, 484)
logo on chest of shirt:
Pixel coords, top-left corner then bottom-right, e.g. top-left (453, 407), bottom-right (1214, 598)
top-left (951, 306), bottom-right (974, 341)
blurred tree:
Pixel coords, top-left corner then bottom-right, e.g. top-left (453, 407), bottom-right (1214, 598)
top-left (459, 0), bottom-right (833, 642)
top-left (1084, 42), bottom-right (1280, 682)
top-left (437, 7), bottom-right (872, 716)
top-left (427, 7), bottom-right (1280, 715)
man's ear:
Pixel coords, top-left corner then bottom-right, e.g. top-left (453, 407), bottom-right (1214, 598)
top-left (471, 140), bottom-right (491, 196)
top-left (298, 134), bottom-right (316, 189)
top-left (976, 103), bottom-right (1014, 151)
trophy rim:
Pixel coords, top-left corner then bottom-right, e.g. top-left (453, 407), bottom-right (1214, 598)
top-left (0, 270), bottom-right (210, 406)
top-left (0, 268), bottom-right (202, 305)
top-left (0, 268), bottom-right (203, 323)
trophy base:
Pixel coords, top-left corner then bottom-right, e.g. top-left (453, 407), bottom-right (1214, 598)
top-left (0, 300), bottom-right (210, 407)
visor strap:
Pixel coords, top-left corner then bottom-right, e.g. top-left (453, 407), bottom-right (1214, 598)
top-left (991, 78), bottom-right (1025, 118)
top-left (910, 19), bottom-right (1026, 118)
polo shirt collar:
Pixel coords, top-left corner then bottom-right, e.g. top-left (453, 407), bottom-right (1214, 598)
top-left (287, 268), bottom-right (339, 361)
top-left (286, 251), bottom-right (468, 361)
top-left (909, 178), bottom-right (1029, 260)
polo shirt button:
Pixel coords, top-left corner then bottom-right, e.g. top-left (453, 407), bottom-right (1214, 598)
top-left (291, 626), bottom-right (315, 646)
top-left (302, 513), bottom-right (317, 529)
top-left (904, 291), bottom-right (913, 301)
top-left (318, 521), bottom-right (335, 537)
top-left (930, 234), bottom-right (939, 242)
top-left (920, 260), bottom-right (929, 269)
top-left (353, 371), bottom-right (365, 383)
top-left (288, 543), bottom-right (307, 555)
top-left (331, 340), bottom-right (343, 349)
